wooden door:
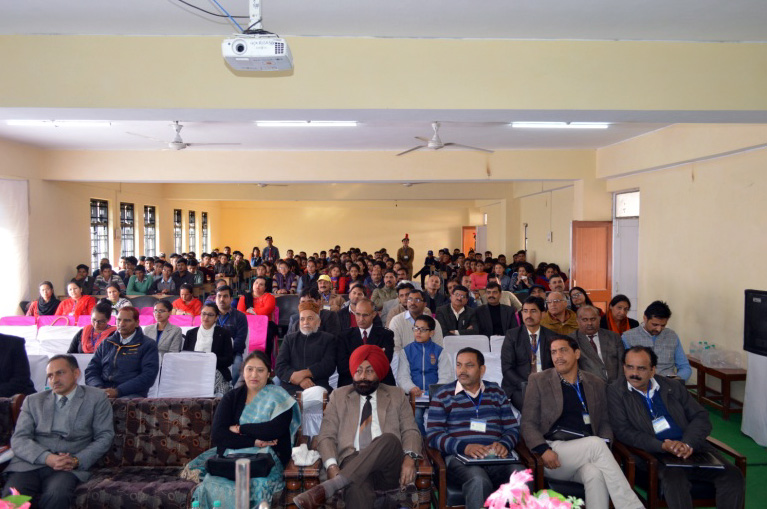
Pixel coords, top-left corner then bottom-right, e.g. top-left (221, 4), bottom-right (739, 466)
top-left (462, 226), bottom-right (476, 255)
top-left (571, 221), bottom-right (612, 312)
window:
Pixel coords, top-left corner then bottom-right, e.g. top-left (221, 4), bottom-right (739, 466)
top-left (188, 211), bottom-right (196, 253)
top-left (144, 205), bottom-right (156, 257)
top-left (201, 212), bottom-right (209, 253)
top-left (173, 209), bottom-right (182, 254)
top-left (615, 191), bottom-right (640, 218)
top-left (90, 199), bottom-right (109, 271)
top-left (120, 203), bottom-right (135, 258)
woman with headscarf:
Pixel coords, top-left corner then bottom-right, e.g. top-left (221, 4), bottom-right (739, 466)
top-left (55, 280), bottom-right (97, 318)
top-left (182, 350), bottom-right (301, 509)
top-left (67, 301), bottom-right (116, 353)
top-left (600, 294), bottom-right (639, 334)
top-left (26, 281), bottom-right (60, 318)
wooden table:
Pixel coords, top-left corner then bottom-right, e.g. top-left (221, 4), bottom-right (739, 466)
top-left (687, 354), bottom-right (747, 420)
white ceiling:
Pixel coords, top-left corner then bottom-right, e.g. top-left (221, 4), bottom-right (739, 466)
top-left (2, 1), bottom-right (767, 152)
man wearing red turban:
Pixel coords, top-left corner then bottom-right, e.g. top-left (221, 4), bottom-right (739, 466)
top-left (294, 345), bottom-right (422, 509)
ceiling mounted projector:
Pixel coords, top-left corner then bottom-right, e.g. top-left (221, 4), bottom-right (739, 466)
top-left (222, 0), bottom-right (293, 72)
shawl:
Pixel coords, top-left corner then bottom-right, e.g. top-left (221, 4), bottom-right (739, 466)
top-left (36, 295), bottom-right (61, 316)
top-left (81, 324), bottom-right (117, 354)
top-left (606, 310), bottom-right (632, 335)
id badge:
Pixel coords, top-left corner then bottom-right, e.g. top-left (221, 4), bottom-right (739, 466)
top-left (470, 419), bottom-right (487, 433)
top-left (582, 413), bottom-right (591, 425)
top-left (323, 304), bottom-right (331, 311)
top-left (652, 416), bottom-right (671, 434)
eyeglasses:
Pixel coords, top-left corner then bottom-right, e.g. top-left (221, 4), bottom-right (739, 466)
top-left (201, 312), bottom-right (217, 318)
top-left (153, 309), bottom-right (169, 314)
top-left (452, 294), bottom-right (467, 300)
top-left (91, 318), bottom-right (108, 325)
top-left (406, 298), bottom-right (424, 303)
top-left (546, 299), bottom-right (566, 304)
top-left (569, 292), bottom-right (583, 298)
top-left (412, 326), bottom-right (432, 333)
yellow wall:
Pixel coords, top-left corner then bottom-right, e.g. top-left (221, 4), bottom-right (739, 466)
top-left (518, 186), bottom-right (575, 274)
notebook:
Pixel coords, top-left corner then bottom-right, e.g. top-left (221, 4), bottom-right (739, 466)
top-left (660, 451), bottom-right (725, 469)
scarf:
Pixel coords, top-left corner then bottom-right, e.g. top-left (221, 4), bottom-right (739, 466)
top-left (195, 324), bottom-right (216, 353)
top-left (37, 295), bottom-right (60, 316)
top-left (606, 310), bottom-right (631, 335)
top-left (81, 324), bottom-right (117, 353)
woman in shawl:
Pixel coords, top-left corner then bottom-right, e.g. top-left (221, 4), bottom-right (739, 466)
top-left (55, 280), bottom-right (97, 318)
top-left (600, 294), bottom-right (639, 334)
top-left (67, 301), bottom-right (116, 354)
top-left (183, 350), bottom-right (301, 508)
top-left (26, 281), bottom-right (60, 318)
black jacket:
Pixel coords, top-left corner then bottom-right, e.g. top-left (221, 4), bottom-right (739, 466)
top-left (500, 325), bottom-right (558, 409)
top-left (607, 375), bottom-right (712, 455)
top-left (336, 305), bottom-right (383, 330)
top-left (275, 331), bottom-right (337, 395)
top-left (336, 326), bottom-right (396, 387)
top-left (182, 326), bottom-right (234, 381)
top-left (475, 303), bottom-right (519, 337)
top-left (0, 334), bottom-right (35, 396)
top-left (287, 309), bottom-right (342, 337)
top-left (435, 303), bottom-right (479, 336)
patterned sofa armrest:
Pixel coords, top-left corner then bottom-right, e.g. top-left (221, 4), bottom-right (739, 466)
top-left (282, 454), bottom-right (322, 509)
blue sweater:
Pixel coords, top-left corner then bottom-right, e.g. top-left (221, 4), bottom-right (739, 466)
top-left (427, 380), bottom-right (519, 456)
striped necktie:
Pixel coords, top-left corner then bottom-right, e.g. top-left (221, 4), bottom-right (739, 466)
top-left (358, 396), bottom-right (373, 450)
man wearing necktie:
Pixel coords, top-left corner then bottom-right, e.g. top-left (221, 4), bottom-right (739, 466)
top-left (3, 355), bottom-right (114, 508)
top-left (336, 298), bottom-right (395, 387)
top-left (295, 345), bottom-right (421, 509)
top-left (569, 305), bottom-right (624, 384)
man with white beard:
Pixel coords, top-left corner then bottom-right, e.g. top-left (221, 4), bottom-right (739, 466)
top-left (275, 301), bottom-right (337, 396)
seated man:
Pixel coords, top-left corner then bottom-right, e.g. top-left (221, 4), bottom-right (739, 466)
top-left (436, 284), bottom-right (479, 336)
top-left (423, 274), bottom-right (447, 314)
top-left (459, 275), bottom-right (479, 309)
top-left (521, 336), bottom-right (643, 509)
top-left (500, 296), bottom-right (557, 410)
top-left (2, 355), bottom-right (114, 509)
top-left (569, 305), bottom-right (624, 384)
top-left (170, 258), bottom-right (195, 293)
top-left (273, 259), bottom-right (298, 294)
top-left (172, 283), bottom-right (202, 316)
top-left (317, 274), bottom-right (345, 312)
top-left (390, 289), bottom-right (444, 352)
top-left (72, 263), bottom-right (96, 296)
top-left (336, 283), bottom-right (382, 330)
top-left (93, 263), bottom-right (126, 294)
top-left (0, 333), bottom-right (36, 396)
top-left (337, 298), bottom-right (395, 387)
top-left (214, 253), bottom-right (236, 278)
top-left (215, 285), bottom-right (249, 383)
top-left (84, 307), bottom-right (160, 398)
top-left (608, 346), bottom-right (744, 509)
top-left (126, 264), bottom-right (153, 295)
top-left (287, 287), bottom-right (342, 337)
top-left (275, 301), bottom-right (336, 395)
top-left (186, 258), bottom-right (205, 285)
top-left (383, 282), bottom-right (413, 327)
top-left (548, 274), bottom-right (569, 301)
top-left (428, 347), bottom-right (522, 509)
top-left (370, 269), bottom-right (397, 311)
top-left (118, 256), bottom-right (137, 287)
top-left (294, 345), bottom-right (421, 509)
top-left (540, 291), bottom-right (578, 335)
top-left (621, 300), bottom-right (692, 382)
top-left (476, 282), bottom-right (518, 337)
top-left (149, 262), bottom-right (176, 295)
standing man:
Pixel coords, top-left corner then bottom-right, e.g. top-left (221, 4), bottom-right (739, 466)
top-left (621, 301), bottom-right (692, 382)
top-left (262, 236), bottom-right (280, 264)
top-left (294, 346), bottom-right (421, 509)
top-left (540, 291), bottom-right (579, 335)
top-left (337, 298), bottom-right (395, 387)
top-left (569, 305), bottom-right (624, 384)
top-left (435, 285), bottom-right (479, 336)
top-left (397, 235), bottom-right (415, 279)
top-left (214, 285), bottom-right (249, 384)
top-left (84, 307), bottom-right (159, 398)
top-left (500, 296), bottom-right (557, 410)
top-left (608, 346), bottom-right (744, 509)
top-left (520, 337), bottom-right (643, 509)
top-left (428, 347), bottom-right (522, 509)
top-left (3, 355), bottom-right (114, 508)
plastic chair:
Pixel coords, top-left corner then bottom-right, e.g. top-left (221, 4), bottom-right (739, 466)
top-left (168, 315), bottom-right (193, 327)
top-left (28, 354), bottom-right (50, 392)
top-left (70, 353), bottom-right (94, 385)
top-left (0, 325), bottom-right (39, 355)
top-left (0, 316), bottom-right (35, 326)
top-left (156, 352), bottom-right (217, 397)
top-left (490, 335), bottom-right (505, 353)
top-left (245, 314), bottom-right (269, 353)
top-left (37, 326), bottom-right (80, 356)
top-left (442, 335), bottom-right (490, 362)
top-left (483, 351), bottom-right (503, 386)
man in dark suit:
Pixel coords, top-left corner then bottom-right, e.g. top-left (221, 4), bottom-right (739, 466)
top-left (435, 284), bottom-right (479, 336)
top-left (336, 283), bottom-right (382, 330)
top-left (476, 282), bottom-right (517, 337)
top-left (2, 355), bottom-right (114, 508)
top-left (608, 347), bottom-right (744, 509)
top-left (287, 287), bottom-right (342, 337)
top-left (337, 298), bottom-right (395, 387)
top-left (0, 333), bottom-right (36, 397)
top-left (500, 296), bottom-right (557, 410)
top-left (521, 337), bottom-right (643, 509)
top-left (294, 345), bottom-right (421, 509)
top-left (569, 305), bottom-right (625, 384)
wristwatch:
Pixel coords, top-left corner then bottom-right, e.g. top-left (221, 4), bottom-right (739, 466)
top-left (404, 451), bottom-right (420, 461)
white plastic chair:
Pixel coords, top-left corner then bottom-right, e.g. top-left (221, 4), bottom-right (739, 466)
top-left (28, 354), bottom-right (50, 392)
top-left (0, 325), bottom-right (39, 355)
top-left (483, 351), bottom-right (503, 386)
top-left (70, 353), bottom-right (94, 386)
top-left (443, 335), bottom-right (490, 362)
top-left (490, 335), bottom-right (506, 353)
top-left (299, 385), bottom-right (327, 437)
top-left (36, 326), bottom-right (80, 356)
top-left (156, 352), bottom-right (216, 397)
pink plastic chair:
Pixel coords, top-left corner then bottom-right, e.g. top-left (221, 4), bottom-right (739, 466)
top-left (246, 314), bottom-right (269, 353)
top-left (168, 315), bottom-right (193, 327)
top-left (139, 307), bottom-right (155, 316)
top-left (0, 316), bottom-right (36, 326)
top-left (139, 315), bottom-right (156, 326)
top-left (37, 315), bottom-right (74, 327)
top-left (192, 316), bottom-right (202, 326)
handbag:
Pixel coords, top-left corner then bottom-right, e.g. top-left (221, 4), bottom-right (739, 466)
top-left (205, 452), bottom-right (275, 481)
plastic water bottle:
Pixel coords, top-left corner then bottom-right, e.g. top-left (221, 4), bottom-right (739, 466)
top-left (191, 503), bottom-right (200, 509)
top-left (213, 502), bottom-right (222, 508)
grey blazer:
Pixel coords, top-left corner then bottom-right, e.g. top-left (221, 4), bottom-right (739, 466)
top-left (142, 322), bottom-right (184, 356)
top-left (569, 328), bottom-right (625, 384)
top-left (7, 385), bottom-right (114, 481)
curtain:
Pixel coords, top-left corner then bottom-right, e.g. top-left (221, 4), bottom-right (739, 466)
top-left (0, 179), bottom-right (30, 316)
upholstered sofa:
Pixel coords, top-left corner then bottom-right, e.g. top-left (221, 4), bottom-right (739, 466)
top-left (72, 397), bottom-right (220, 509)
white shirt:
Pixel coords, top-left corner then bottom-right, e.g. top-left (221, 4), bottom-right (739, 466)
top-left (195, 324), bottom-right (215, 353)
top-left (627, 376), bottom-right (660, 398)
top-left (119, 330), bottom-right (137, 345)
top-left (358, 326), bottom-right (373, 341)
top-left (451, 305), bottom-right (464, 322)
top-left (324, 390), bottom-right (381, 469)
top-left (527, 327), bottom-right (542, 372)
top-left (586, 332), bottom-right (603, 361)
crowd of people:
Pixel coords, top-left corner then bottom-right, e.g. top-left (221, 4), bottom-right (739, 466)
top-left (0, 237), bottom-right (744, 509)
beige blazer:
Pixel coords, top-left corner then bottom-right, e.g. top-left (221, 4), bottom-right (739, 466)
top-left (316, 383), bottom-right (421, 466)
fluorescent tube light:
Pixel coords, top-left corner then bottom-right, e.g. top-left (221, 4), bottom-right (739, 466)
top-left (6, 120), bottom-right (112, 127)
top-left (255, 120), bottom-right (357, 127)
top-left (511, 122), bottom-right (609, 129)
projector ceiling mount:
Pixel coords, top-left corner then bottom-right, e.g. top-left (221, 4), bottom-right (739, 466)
top-left (397, 122), bottom-right (494, 156)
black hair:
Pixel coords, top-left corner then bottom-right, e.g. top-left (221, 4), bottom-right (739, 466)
top-left (550, 335), bottom-right (580, 351)
top-left (456, 347), bottom-right (485, 366)
top-left (414, 314), bottom-right (436, 330)
top-left (609, 294), bottom-right (632, 309)
top-left (623, 345), bottom-right (658, 368)
top-left (154, 300), bottom-right (173, 312)
top-left (134, 264), bottom-right (146, 273)
top-left (93, 300), bottom-right (113, 317)
top-left (202, 302), bottom-right (220, 316)
top-left (48, 354), bottom-right (79, 371)
top-left (452, 284), bottom-right (470, 295)
top-left (485, 281), bottom-right (502, 292)
top-left (100, 263), bottom-right (113, 271)
top-left (39, 281), bottom-right (54, 292)
top-left (523, 295), bottom-right (546, 312)
top-left (408, 289), bottom-right (425, 300)
top-left (300, 287), bottom-right (321, 300)
top-left (179, 283), bottom-right (194, 292)
top-left (396, 282), bottom-right (415, 292)
top-left (216, 285), bottom-right (233, 298)
top-left (644, 300), bottom-right (672, 320)
top-left (76, 264), bottom-right (89, 271)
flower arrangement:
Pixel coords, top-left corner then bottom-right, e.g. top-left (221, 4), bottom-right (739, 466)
top-left (484, 469), bottom-right (584, 509)
top-left (0, 488), bottom-right (31, 509)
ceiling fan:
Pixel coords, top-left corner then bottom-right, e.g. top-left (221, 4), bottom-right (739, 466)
top-left (397, 121), bottom-right (494, 156)
top-left (127, 121), bottom-right (241, 151)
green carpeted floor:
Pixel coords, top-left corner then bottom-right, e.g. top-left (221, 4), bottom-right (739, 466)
top-left (707, 408), bottom-right (766, 509)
